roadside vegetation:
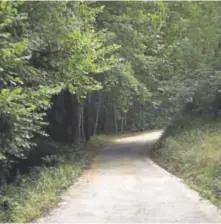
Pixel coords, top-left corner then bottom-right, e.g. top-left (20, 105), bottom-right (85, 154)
top-left (152, 116), bottom-right (221, 207)
top-left (0, 135), bottom-right (111, 223)
top-left (2, 1), bottom-right (221, 222)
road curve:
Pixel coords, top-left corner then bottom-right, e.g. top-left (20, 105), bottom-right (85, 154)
top-left (36, 131), bottom-right (221, 223)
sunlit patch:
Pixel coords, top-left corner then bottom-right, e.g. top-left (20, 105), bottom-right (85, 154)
top-left (114, 130), bottom-right (163, 144)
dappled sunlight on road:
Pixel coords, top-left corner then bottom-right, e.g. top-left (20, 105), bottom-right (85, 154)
top-left (114, 130), bottom-right (163, 144)
top-left (37, 130), bottom-right (221, 223)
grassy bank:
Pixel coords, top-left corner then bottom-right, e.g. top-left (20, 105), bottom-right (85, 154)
top-left (151, 116), bottom-right (221, 207)
top-left (0, 135), bottom-right (111, 223)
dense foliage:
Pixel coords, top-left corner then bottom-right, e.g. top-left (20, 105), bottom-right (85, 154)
top-left (151, 116), bottom-right (221, 208)
top-left (1, 1), bottom-right (221, 216)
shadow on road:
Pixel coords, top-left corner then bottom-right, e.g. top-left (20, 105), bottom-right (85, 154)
top-left (96, 130), bottom-right (163, 163)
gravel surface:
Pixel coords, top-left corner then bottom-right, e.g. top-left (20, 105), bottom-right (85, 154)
top-left (36, 131), bottom-right (221, 223)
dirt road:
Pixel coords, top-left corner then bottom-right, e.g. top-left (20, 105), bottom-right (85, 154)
top-left (37, 131), bottom-right (221, 223)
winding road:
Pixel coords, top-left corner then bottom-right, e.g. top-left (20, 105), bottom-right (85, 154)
top-left (37, 131), bottom-right (221, 223)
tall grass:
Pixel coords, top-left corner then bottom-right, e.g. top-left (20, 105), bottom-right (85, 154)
top-left (152, 117), bottom-right (221, 207)
top-left (0, 135), bottom-right (111, 223)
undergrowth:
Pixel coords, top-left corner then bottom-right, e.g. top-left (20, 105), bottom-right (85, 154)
top-left (0, 135), bottom-right (111, 223)
top-left (151, 116), bottom-right (221, 207)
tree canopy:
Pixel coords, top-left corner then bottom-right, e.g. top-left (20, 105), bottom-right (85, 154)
top-left (1, 0), bottom-right (221, 176)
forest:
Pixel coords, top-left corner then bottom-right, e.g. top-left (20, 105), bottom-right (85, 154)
top-left (1, 1), bottom-right (221, 222)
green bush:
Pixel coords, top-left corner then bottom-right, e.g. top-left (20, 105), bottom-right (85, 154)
top-left (152, 116), bottom-right (221, 207)
top-left (0, 135), bottom-right (111, 223)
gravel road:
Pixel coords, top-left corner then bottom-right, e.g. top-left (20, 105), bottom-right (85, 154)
top-left (36, 131), bottom-right (221, 223)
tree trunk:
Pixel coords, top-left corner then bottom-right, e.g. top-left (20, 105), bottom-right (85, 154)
top-left (101, 105), bottom-right (108, 133)
top-left (124, 112), bottom-right (127, 127)
top-left (72, 95), bottom-right (81, 144)
top-left (64, 90), bottom-right (81, 144)
top-left (114, 106), bottom-right (118, 134)
top-left (121, 114), bottom-right (124, 133)
top-left (80, 105), bottom-right (85, 141)
top-left (84, 95), bottom-right (90, 141)
top-left (93, 94), bottom-right (102, 135)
